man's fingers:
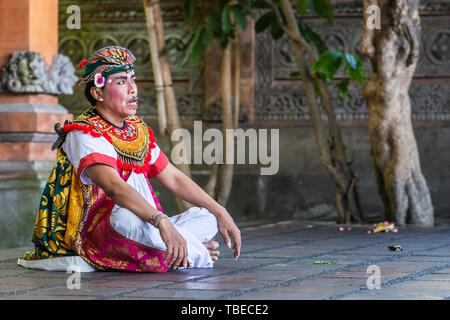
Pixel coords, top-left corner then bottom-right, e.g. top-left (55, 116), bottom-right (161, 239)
top-left (234, 230), bottom-right (242, 258)
top-left (173, 246), bottom-right (184, 269)
top-left (183, 245), bottom-right (189, 268)
top-left (164, 246), bottom-right (173, 265)
top-left (233, 242), bottom-right (241, 259)
top-left (222, 230), bottom-right (232, 248)
top-left (168, 246), bottom-right (179, 268)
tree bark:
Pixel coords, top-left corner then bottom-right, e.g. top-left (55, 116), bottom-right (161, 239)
top-left (233, 25), bottom-right (241, 129)
top-left (361, 0), bottom-right (434, 226)
top-left (144, 0), bottom-right (192, 211)
top-left (215, 41), bottom-right (234, 206)
top-left (278, 0), bottom-right (363, 224)
top-left (144, 2), bottom-right (167, 136)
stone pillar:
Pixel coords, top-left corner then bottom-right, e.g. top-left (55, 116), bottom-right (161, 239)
top-left (0, 0), bottom-right (73, 248)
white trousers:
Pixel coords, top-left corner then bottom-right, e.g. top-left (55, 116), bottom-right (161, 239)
top-left (110, 206), bottom-right (219, 268)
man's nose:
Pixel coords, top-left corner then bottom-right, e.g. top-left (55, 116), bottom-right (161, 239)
top-left (128, 79), bottom-right (136, 94)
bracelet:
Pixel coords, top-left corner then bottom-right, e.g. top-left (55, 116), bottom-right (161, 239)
top-left (149, 212), bottom-right (168, 228)
top-left (154, 213), bottom-right (168, 228)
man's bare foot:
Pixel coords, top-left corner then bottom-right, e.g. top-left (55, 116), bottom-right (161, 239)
top-left (203, 241), bottom-right (220, 262)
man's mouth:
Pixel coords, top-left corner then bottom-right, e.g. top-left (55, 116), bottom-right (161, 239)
top-left (128, 96), bottom-right (138, 106)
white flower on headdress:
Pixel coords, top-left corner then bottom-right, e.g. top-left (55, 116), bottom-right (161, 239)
top-left (94, 73), bottom-right (105, 88)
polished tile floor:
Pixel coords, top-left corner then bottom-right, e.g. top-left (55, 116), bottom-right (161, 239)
top-left (1, 219), bottom-right (449, 300)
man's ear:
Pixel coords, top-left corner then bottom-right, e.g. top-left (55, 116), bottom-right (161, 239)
top-left (90, 86), bottom-right (103, 101)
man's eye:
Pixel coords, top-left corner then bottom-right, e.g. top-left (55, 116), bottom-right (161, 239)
top-left (117, 80), bottom-right (125, 85)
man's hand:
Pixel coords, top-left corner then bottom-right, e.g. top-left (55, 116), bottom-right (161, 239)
top-left (217, 211), bottom-right (241, 259)
top-left (157, 218), bottom-right (188, 269)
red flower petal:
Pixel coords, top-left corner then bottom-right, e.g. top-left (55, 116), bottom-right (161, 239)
top-left (79, 59), bottom-right (88, 68)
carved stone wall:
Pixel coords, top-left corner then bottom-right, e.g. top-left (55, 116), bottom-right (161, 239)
top-left (255, 2), bottom-right (450, 121)
top-left (57, 0), bottom-right (450, 220)
top-left (58, 0), bottom-right (203, 122)
top-left (58, 0), bottom-right (450, 123)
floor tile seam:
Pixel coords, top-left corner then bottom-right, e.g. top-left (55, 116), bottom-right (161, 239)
top-left (325, 263), bottom-right (450, 300)
top-left (220, 234), bottom-right (342, 257)
top-left (213, 242), bottom-right (450, 300)
top-left (240, 224), bottom-right (331, 241)
top-left (407, 279), bottom-right (450, 282)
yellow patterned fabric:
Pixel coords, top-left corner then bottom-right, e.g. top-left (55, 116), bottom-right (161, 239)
top-left (23, 150), bottom-right (83, 260)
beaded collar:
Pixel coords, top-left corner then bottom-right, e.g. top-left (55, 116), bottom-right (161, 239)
top-left (63, 108), bottom-right (157, 173)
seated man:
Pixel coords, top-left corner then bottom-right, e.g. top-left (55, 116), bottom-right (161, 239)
top-left (19, 46), bottom-right (241, 272)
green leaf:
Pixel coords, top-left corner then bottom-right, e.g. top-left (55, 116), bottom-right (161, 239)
top-left (206, 14), bottom-right (220, 35)
top-left (187, 27), bottom-right (202, 54)
top-left (240, 2), bottom-right (256, 19)
top-left (312, 50), bottom-right (343, 83)
top-left (201, 27), bottom-right (213, 48)
top-left (186, 27), bottom-right (207, 66)
top-left (344, 53), bottom-right (365, 84)
top-left (290, 71), bottom-right (301, 78)
top-left (221, 5), bottom-right (231, 33)
top-left (191, 39), bottom-right (206, 66)
top-left (219, 37), bottom-right (229, 49)
top-left (344, 53), bottom-right (357, 69)
top-left (297, 0), bottom-right (308, 14)
top-left (308, 0), bottom-right (335, 24)
top-left (230, 5), bottom-right (248, 30)
top-left (314, 0), bottom-right (335, 24)
top-left (255, 11), bottom-right (275, 33)
top-left (182, 0), bottom-right (195, 22)
top-left (271, 20), bottom-right (284, 40)
top-left (307, 0), bottom-right (316, 13)
top-left (298, 18), bottom-right (327, 54)
top-left (336, 78), bottom-right (350, 100)
top-left (250, 0), bottom-right (270, 9)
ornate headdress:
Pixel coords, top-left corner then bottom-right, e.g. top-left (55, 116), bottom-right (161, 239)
top-left (78, 46), bottom-right (136, 87)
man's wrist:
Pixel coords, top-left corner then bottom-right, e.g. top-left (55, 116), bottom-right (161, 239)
top-left (148, 211), bottom-right (169, 228)
top-left (156, 215), bottom-right (170, 229)
top-left (205, 204), bottom-right (227, 217)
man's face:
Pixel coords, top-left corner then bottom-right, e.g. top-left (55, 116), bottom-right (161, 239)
top-left (102, 70), bottom-right (138, 118)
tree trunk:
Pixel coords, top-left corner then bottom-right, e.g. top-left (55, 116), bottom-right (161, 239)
top-left (205, 33), bottom-right (240, 202)
top-left (144, 0), bottom-right (192, 211)
top-left (279, 0), bottom-right (363, 224)
top-left (361, 0), bottom-right (434, 226)
top-left (233, 24), bottom-right (241, 129)
top-left (144, 2), bottom-right (167, 136)
top-left (215, 41), bottom-right (234, 206)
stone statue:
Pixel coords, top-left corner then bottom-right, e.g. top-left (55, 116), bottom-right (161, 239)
top-left (47, 54), bottom-right (79, 95)
top-left (0, 50), bottom-right (78, 95)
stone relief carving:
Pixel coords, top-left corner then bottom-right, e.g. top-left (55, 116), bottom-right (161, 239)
top-left (56, 0), bottom-right (450, 121)
top-left (256, 14), bottom-right (450, 121)
top-left (1, 51), bottom-right (78, 95)
top-left (47, 54), bottom-right (79, 95)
